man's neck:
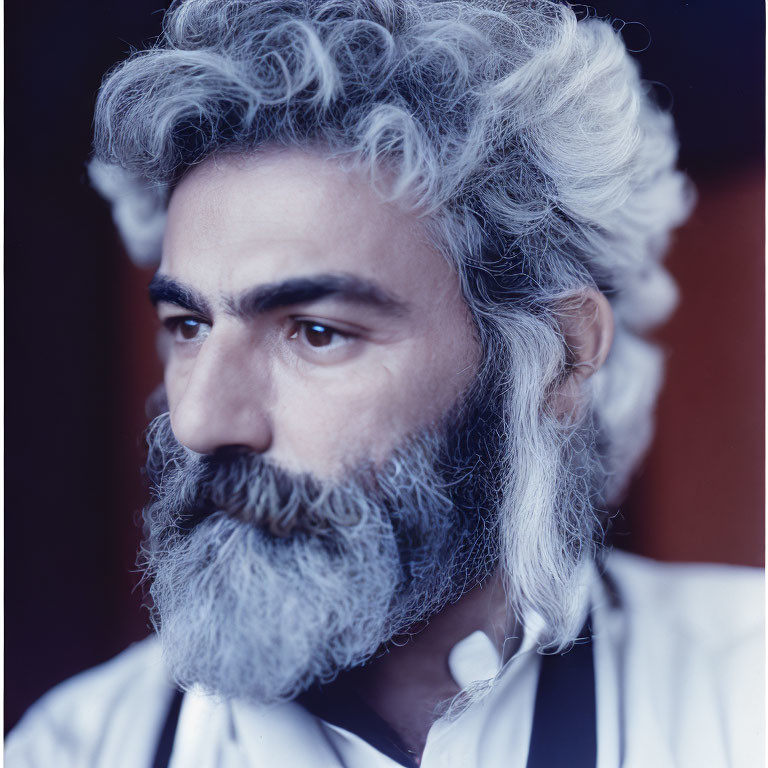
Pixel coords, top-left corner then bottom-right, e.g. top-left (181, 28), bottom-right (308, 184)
top-left (305, 572), bottom-right (516, 760)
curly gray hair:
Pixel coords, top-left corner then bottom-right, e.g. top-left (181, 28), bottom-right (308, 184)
top-left (90, 0), bottom-right (692, 647)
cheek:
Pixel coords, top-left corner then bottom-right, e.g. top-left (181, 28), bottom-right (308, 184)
top-left (162, 351), bottom-right (211, 429)
top-left (266, 367), bottom-right (402, 475)
top-left (162, 356), bottom-right (187, 411)
top-left (269, 334), bottom-right (479, 477)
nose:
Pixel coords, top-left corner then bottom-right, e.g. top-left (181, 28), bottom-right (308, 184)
top-left (168, 330), bottom-right (273, 456)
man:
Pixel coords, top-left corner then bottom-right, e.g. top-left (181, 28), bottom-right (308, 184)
top-left (6, 0), bottom-right (763, 766)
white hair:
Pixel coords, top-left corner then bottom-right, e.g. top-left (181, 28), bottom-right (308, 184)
top-left (91, 0), bottom-right (692, 648)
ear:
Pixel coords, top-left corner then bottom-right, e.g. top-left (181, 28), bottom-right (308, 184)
top-left (550, 289), bottom-right (614, 421)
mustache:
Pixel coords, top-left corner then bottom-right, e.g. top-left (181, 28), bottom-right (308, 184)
top-left (185, 453), bottom-right (374, 537)
top-left (144, 413), bottom-right (433, 539)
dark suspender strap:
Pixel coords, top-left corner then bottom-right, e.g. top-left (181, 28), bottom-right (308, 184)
top-left (525, 622), bottom-right (597, 768)
top-left (151, 688), bottom-right (184, 768)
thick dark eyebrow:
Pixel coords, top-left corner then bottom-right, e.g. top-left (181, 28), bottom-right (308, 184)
top-left (148, 274), bottom-right (212, 317)
top-left (229, 274), bottom-right (408, 318)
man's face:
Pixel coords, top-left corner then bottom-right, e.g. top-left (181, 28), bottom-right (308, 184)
top-left (157, 149), bottom-right (479, 477)
top-left (143, 148), bottom-right (496, 704)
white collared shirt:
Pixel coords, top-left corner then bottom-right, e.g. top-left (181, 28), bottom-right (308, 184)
top-left (6, 551), bottom-right (764, 767)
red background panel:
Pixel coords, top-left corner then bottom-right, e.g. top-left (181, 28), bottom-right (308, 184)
top-left (624, 169), bottom-right (764, 567)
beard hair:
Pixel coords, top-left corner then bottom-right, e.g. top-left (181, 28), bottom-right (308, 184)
top-left (140, 386), bottom-right (502, 705)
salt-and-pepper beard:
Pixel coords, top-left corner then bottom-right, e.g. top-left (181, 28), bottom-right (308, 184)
top-left (140, 386), bottom-right (502, 705)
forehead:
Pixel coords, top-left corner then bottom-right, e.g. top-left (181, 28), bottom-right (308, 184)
top-left (161, 149), bottom-right (456, 302)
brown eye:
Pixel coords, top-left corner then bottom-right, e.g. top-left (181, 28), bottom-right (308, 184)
top-left (304, 323), bottom-right (334, 347)
top-left (288, 320), bottom-right (353, 356)
top-left (162, 316), bottom-right (211, 343)
top-left (179, 319), bottom-right (201, 339)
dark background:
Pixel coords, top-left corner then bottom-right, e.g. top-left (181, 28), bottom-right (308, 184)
top-left (5, 0), bottom-right (764, 733)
